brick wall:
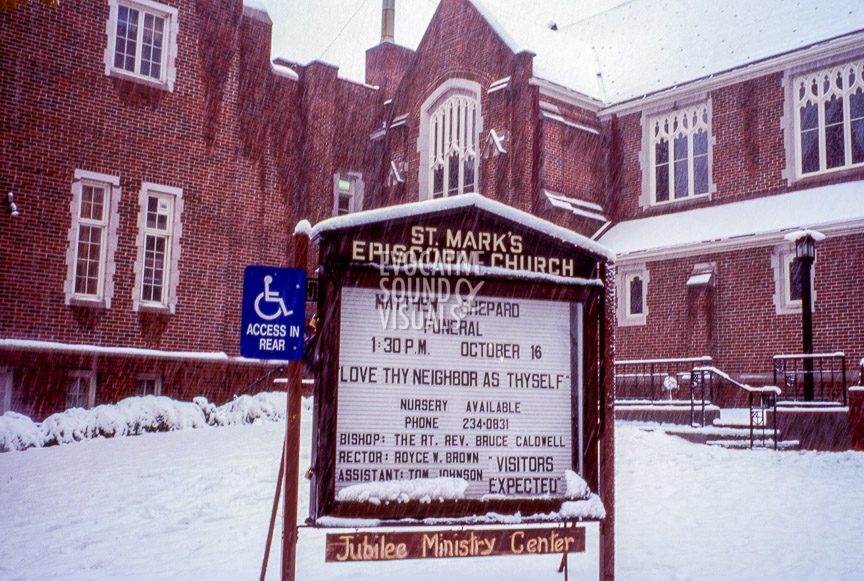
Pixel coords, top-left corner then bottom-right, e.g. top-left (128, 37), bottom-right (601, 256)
top-left (617, 232), bottom-right (864, 380)
top-left (611, 71), bottom-right (864, 222)
top-left (0, 0), bottom-right (298, 356)
top-left (0, 0), bottom-right (374, 418)
top-left (373, 0), bottom-right (528, 209)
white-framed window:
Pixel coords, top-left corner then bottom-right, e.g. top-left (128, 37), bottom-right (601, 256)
top-left (617, 264), bottom-right (649, 326)
top-left (105, 0), bottom-right (179, 91)
top-left (0, 368), bottom-right (13, 415)
top-left (64, 170), bottom-right (121, 307)
top-left (771, 245), bottom-right (816, 315)
top-left (789, 57), bottom-right (864, 178)
top-left (642, 101), bottom-right (713, 206)
top-left (136, 375), bottom-right (162, 397)
top-left (332, 173), bottom-right (363, 216)
top-left (418, 79), bottom-right (482, 200)
top-left (68, 371), bottom-right (96, 410)
top-left (133, 183), bottom-right (183, 313)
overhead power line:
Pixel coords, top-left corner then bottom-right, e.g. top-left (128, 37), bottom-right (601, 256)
top-left (318, 0), bottom-right (372, 60)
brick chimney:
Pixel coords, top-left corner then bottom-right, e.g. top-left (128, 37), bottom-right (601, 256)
top-left (365, 0), bottom-right (414, 100)
top-left (382, 0), bottom-right (395, 42)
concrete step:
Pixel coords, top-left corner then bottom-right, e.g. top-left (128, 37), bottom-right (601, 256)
top-left (649, 424), bottom-right (797, 449)
top-left (712, 422), bottom-right (776, 430)
top-left (706, 438), bottom-right (801, 450)
top-left (621, 421), bottom-right (800, 450)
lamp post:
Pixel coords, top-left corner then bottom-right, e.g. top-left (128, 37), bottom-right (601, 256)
top-left (793, 232), bottom-right (818, 401)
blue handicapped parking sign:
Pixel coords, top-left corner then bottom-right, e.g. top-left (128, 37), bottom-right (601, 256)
top-left (240, 265), bottom-right (306, 360)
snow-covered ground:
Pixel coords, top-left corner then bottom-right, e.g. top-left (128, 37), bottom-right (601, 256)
top-left (1, 404), bottom-right (863, 580)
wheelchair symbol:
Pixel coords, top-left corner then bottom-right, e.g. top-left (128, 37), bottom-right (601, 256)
top-left (254, 275), bottom-right (293, 321)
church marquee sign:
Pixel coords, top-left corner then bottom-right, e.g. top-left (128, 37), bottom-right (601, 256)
top-left (306, 195), bottom-right (614, 574)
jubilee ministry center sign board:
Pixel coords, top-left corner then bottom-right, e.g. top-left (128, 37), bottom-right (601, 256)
top-left (307, 195), bottom-right (615, 576)
top-left (336, 287), bottom-right (578, 498)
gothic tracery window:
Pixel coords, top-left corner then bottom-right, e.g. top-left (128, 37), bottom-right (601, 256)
top-left (425, 90), bottom-right (480, 199)
top-left (648, 103), bottom-right (711, 204)
top-left (792, 58), bottom-right (864, 177)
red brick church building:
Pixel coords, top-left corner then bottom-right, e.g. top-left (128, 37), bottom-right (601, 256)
top-left (1, 0), bottom-right (862, 420)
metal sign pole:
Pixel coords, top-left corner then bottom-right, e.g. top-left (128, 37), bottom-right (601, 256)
top-left (282, 230), bottom-right (308, 581)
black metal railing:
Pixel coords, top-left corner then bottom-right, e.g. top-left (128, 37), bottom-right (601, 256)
top-left (692, 366), bottom-right (780, 449)
top-left (614, 357), bottom-right (712, 402)
top-left (772, 353), bottom-right (847, 405)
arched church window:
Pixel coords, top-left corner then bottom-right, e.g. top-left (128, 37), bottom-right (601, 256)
top-left (419, 81), bottom-right (482, 199)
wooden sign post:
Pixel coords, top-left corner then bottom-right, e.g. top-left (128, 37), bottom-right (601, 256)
top-left (281, 229), bottom-right (308, 581)
top-left (305, 195), bottom-right (615, 578)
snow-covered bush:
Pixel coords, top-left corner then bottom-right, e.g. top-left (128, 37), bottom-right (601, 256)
top-left (204, 392), bottom-right (287, 426)
top-left (40, 396), bottom-right (209, 446)
top-left (0, 391), bottom-right (289, 453)
top-left (0, 412), bottom-right (42, 452)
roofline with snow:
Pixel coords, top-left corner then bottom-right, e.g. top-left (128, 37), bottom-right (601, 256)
top-left (0, 339), bottom-right (288, 365)
top-left (611, 218), bottom-right (864, 264)
top-left (600, 28), bottom-right (864, 116)
top-left (530, 77), bottom-right (604, 112)
top-left (242, 0), bottom-right (271, 24)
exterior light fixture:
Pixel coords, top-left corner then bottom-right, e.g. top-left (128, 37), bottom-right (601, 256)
top-left (794, 233), bottom-right (817, 260)
top-left (785, 229), bottom-right (826, 401)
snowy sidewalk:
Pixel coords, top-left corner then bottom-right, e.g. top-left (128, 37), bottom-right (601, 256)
top-left (1, 413), bottom-right (863, 579)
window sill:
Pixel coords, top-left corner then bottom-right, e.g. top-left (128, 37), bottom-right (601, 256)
top-left (775, 303), bottom-right (815, 316)
top-left (789, 164), bottom-right (864, 187)
top-left (648, 193), bottom-right (711, 210)
top-left (137, 303), bottom-right (172, 315)
top-left (69, 297), bottom-right (107, 310)
top-left (617, 316), bottom-right (647, 327)
top-left (107, 68), bottom-right (171, 92)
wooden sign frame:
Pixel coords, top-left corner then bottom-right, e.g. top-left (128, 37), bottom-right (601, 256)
top-left (308, 203), bottom-right (612, 526)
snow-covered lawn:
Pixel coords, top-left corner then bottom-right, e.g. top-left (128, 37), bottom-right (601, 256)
top-left (1, 406), bottom-right (863, 580)
top-left (616, 424), bottom-right (864, 580)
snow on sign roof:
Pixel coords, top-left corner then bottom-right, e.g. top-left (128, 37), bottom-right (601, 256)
top-left (470, 0), bottom-right (864, 104)
top-left (599, 180), bottom-right (864, 257)
top-left (310, 193), bottom-right (615, 261)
